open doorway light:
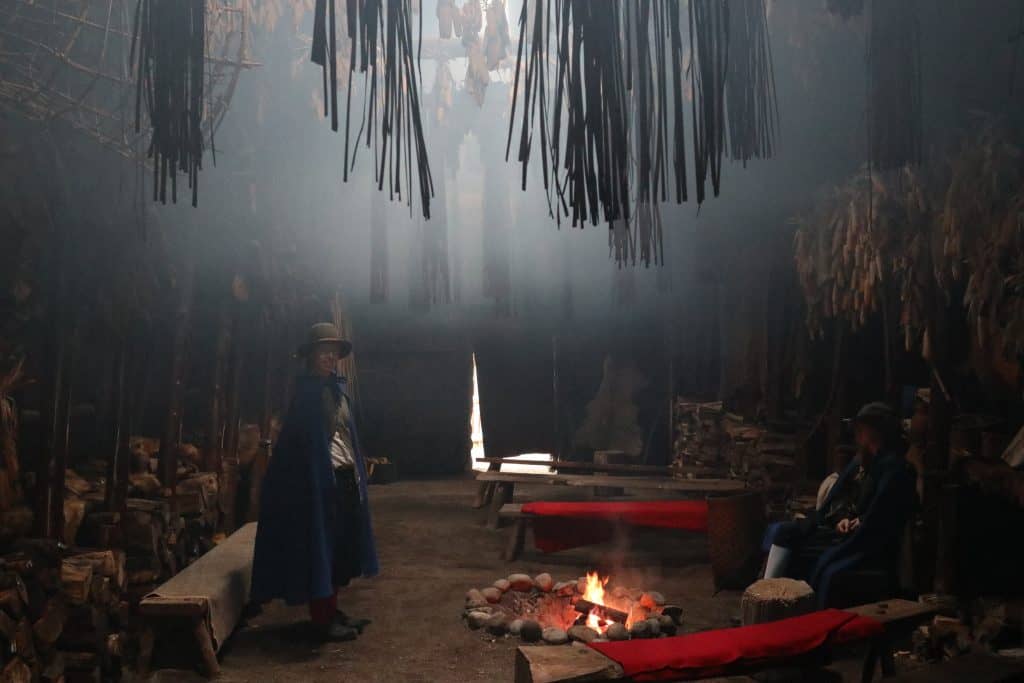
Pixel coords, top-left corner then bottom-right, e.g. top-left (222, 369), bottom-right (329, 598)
top-left (470, 353), bottom-right (554, 474)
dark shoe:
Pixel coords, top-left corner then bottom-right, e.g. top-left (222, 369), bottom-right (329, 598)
top-left (336, 608), bottom-right (372, 634)
top-left (316, 622), bottom-right (359, 642)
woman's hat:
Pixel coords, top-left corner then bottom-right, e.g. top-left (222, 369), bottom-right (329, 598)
top-left (297, 322), bottom-right (352, 359)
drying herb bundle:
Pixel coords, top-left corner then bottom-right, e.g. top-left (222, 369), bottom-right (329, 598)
top-left (793, 167), bottom-right (930, 344)
top-left (507, 0), bottom-right (777, 256)
top-left (726, 0), bottom-right (778, 166)
top-left (867, 0), bottom-right (922, 170)
top-left (312, 0), bottom-right (434, 217)
top-left (132, 0), bottom-right (207, 207)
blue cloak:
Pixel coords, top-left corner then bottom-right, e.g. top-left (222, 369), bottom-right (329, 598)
top-left (764, 450), bottom-right (916, 607)
top-left (251, 374), bottom-right (379, 606)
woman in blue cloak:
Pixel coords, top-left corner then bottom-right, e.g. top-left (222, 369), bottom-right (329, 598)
top-left (251, 322), bottom-right (379, 641)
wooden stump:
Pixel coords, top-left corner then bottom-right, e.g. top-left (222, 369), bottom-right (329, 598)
top-left (741, 578), bottom-right (815, 626)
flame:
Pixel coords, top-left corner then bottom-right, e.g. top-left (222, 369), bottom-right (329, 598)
top-left (582, 572), bottom-right (610, 631)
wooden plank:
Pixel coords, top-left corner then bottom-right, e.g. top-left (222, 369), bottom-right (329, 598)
top-left (888, 654), bottom-right (1024, 682)
top-left (499, 504), bottom-right (524, 517)
top-left (845, 599), bottom-right (937, 627)
top-left (137, 595), bottom-right (208, 618)
top-left (475, 471), bottom-right (746, 493)
top-left (515, 644), bottom-right (623, 683)
top-left (475, 458), bottom-right (672, 475)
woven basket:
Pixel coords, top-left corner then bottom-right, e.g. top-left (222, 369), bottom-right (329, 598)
top-left (707, 492), bottom-right (766, 591)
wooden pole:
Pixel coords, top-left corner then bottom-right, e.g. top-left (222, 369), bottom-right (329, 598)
top-left (106, 332), bottom-right (132, 516)
top-left (157, 259), bottom-right (195, 491)
top-left (205, 306), bottom-right (230, 474)
top-left (246, 310), bottom-right (274, 522)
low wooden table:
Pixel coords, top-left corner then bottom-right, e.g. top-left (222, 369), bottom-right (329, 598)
top-left (515, 599), bottom-right (939, 683)
top-left (475, 471), bottom-right (746, 529)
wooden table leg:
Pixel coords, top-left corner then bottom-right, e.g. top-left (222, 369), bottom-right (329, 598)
top-left (503, 518), bottom-right (528, 561)
top-left (487, 482), bottom-right (514, 529)
top-left (193, 618), bottom-right (220, 678)
top-left (137, 627), bottom-right (155, 677)
top-left (473, 481), bottom-right (496, 509)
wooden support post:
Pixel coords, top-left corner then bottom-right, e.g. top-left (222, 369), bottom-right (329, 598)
top-left (205, 306), bottom-right (230, 474)
top-left (487, 482), bottom-right (514, 529)
top-left (503, 517), bottom-right (528, 562)
top-left (247, 310), bottom-right (274, 523)
top-left (158, 259), bottom-right (195, 491)
top-left (105, 335), bottom-right (132, 516)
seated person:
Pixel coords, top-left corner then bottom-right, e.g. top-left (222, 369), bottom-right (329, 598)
top-left (762, 402), bottom-right (917, 606)
top-left (815, 445), bottom-right (857, 511)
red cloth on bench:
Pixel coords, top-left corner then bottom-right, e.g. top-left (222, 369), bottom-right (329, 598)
top-left (520, 501), bottom-right (709, 553)
top-left (588, 609), bottom-right (884, 681)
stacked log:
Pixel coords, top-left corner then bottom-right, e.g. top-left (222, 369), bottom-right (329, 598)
top-left (0, 544), bottom-right (126, 681)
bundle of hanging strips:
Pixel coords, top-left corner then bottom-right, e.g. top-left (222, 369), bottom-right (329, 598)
top-left (312, 0), bottom-right (434, 219)
top-left (507, 0), bottom-right (778, 266)
top-left (132, 0), bottom-right (207, 207)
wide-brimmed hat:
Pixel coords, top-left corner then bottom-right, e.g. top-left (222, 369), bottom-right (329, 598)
top-left (297, 322), bottom-right (352, 359)
top-left (852, 401), bottom-right (900, 440)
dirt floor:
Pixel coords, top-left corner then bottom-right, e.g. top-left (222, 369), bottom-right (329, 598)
top-left (146, 478), bottom-right (893, 683)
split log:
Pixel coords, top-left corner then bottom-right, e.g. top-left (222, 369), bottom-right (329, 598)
top-left (2, 657), bottom-right (32, 683)
top-left (60, 560), bottom-right (93, 605)
top-left (32, 596), bottom-right (68, 646)
top-left (14, 617), bottom-right (36, 661)
top-left (41, 651), bottom-right (65, 683)
top-left (0, 587), bottom-right (26, 617)
top-left (68, 550), bottom-right (125, 590)
top-left (740, 578), bottom-right (816, 626)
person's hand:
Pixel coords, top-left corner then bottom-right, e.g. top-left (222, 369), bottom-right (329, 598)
top-left (836, 518), bottom-right (851, 534)
top-left (849, 517), bottom-right (861, 532)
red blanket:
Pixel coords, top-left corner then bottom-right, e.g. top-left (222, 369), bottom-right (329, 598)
top-left (589, 609), bottom-right (884, 681)
top-left (521, 501), bottom-right (709, 553)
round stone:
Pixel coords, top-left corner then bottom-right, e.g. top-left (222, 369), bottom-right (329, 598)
top-left (630, 621), bottom-right (650, 639)
top-left (508, 574), bottom-right (535, 592)
top-left (553, 581), bottom-right (575, 597)
top-left (509, 619), bottom-right (525, 636)
top-left (466, 589), bottom-right (487, 608)
top-left (567, 625), bottom-right (599, 643)
top-left (486, 613), bottom-right (510, 636)
top-left (493, 579), bottom-right (511, 593)
top-left (466, 611), bottom-right (491, 630)
top-left (607, 623), bottom-right (630, 641)
top-left (481, 587), bottom-right (503, 604)
top-left (645, 617), bottom-right (661, 636)
top-left (542, 627), bottom-right (569, 645)
top-left (640, 592), bottom-right (666, 609)
top-left (661, 605), bottom-right (684, 626)
top-left (658, 614), bottom-right (677, 636)
top-left (534, 573), bottom-right (555, 592)
top-left (520, 620), bottom-right (543, 643)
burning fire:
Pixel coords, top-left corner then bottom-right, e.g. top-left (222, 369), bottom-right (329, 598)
top-left (582, 572), bottom-right (611, 631)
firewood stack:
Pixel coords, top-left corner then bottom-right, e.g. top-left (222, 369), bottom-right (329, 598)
top-left (0, 542), bottom-right (127, 682)
top-left (672, 398), bottom-right (803, 498)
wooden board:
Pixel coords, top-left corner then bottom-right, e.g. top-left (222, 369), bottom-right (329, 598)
top-left (476, 471), bottom-right (746, 493)
top-left (890, 654), bottom-right (1024, 682)
top-left (845, 599), bottom-right (937, 627)
top-left (515, 644), bottom-right (623, 683)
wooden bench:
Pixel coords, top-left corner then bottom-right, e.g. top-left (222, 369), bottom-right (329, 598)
top-left (498, 503), bottom-right (710, 561)
top-left (514, 599), bottom-right (939, 683)
top-left (138, 522), bottom-right (257, 677)
top-left (888, 653), bottom-right (1024, 681)
top-left (472, 459), bottom-right (720, 510)
top-left (475, 470), bottom-right (746, 529)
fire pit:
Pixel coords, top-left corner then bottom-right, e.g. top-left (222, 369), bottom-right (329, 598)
top-left (463, 572), bottom-right (683, 645)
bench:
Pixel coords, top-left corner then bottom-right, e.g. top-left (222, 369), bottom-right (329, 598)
top-left (888, 653), bottom-right (1024, 681)
top-left (515, 599), bottom-right (939, 683)
top-left (138, 522), bottom-right (257, 677)
top-left (472, 459), bottom-right (719, 510)
top-left (475, 471), bottom-right (747, 529)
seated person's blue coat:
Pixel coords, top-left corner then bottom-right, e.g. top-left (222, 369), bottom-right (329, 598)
top-left (251, 374), bottom-right (379, 606)
top-left (764, 450), bottom-right (916, 607)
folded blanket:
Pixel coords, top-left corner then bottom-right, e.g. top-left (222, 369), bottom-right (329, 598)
top-left (521, 501), bottom-right (709, 553)
top-left (589, 608), bottom-right (883, 681)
